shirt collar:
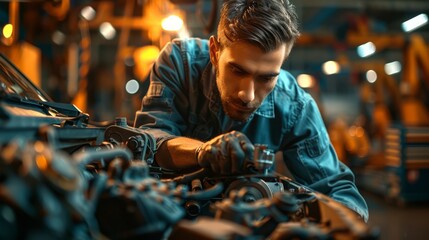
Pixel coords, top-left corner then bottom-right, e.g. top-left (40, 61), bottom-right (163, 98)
top-left (202, 64), bottom-right (275, 119)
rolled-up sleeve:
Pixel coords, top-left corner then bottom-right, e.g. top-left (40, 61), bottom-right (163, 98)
top-left (282, 96), bottom-right (369, 222)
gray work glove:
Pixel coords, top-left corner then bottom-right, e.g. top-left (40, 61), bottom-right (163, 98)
top-left (196, 131), bottom-right (254, 174)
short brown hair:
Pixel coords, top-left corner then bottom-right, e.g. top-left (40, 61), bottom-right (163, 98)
top-left (217, 0), bottom-right (300, 52)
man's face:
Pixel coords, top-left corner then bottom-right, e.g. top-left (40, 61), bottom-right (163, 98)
top-left (210, 37), bottom-right (291, 122)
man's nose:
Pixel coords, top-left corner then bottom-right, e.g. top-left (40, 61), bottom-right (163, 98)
top-left (237, 79), bottom-right (255, 103)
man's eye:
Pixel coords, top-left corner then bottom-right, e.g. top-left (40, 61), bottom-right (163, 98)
top-left (258, 76), bottom-right (276, 83)
top-left (231, 66), bottom-right (245, 75)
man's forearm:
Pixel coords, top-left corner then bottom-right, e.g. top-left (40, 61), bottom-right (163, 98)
top-left (155, 137), bottom-right (203, 170)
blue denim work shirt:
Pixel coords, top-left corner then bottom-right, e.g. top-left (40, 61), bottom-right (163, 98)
top-left (134, 38), bottom-right (369, 221)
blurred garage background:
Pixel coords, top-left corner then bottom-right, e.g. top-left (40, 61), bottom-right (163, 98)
top-left (1, 0), bottom-right (429, 239)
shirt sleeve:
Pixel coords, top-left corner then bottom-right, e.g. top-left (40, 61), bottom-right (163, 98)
top-left (134, 41), bottom-right (188, 149)
top-left (282, 95), bottom-right (369, 222)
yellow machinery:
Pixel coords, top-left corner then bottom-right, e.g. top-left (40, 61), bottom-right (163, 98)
top-left (354, 34), bottom-right (429, 204)
top-left (299, 23), bottom-right (429, 203)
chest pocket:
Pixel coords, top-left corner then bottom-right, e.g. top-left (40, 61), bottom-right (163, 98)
top-left (304, 130), bottom-right (329, 158)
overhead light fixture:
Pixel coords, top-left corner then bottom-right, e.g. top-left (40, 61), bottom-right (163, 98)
top-left (80, 6), bottom-right (96, 21)
top-left (357, 42), bottom-right (376, 58)
top-left (2, 24), bottom-right (13, 39)
top-left (161, 15), bottom-right (183, 31)
top-left (99, 22), bottom-right (116, 40)
top-left (366, 70), bottom-right (377, 83)
top-left (125, 79), bottom-right (140, 95)
top-left (52, 30), bottom-right (66, 45)
top-left (297, 74), bottom-right (315, 88)
top-left (322, 60), bottom-right (340, 75)
top-left (384, 61), bottom-right (402, 75)
top-left (402, 14), bottom-right (428, 32)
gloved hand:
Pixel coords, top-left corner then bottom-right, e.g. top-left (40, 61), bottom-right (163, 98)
top-left (196, 131), bottom-right (254, 174)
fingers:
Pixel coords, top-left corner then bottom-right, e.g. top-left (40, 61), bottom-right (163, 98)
top-left (232, 131), bottom-right (254, 161)
top-left (205, 145), bottom-right (220, 173)
top-left (223, 131), bottom-right (253, 174)
top-left (200, 143), bottom-right (228, 174)
top-left (229, 138), bottom-right (244, 174)
top-left (219, 135), bottom-right (231, 174)
top-left (199, 131), bottom-right (254, 175)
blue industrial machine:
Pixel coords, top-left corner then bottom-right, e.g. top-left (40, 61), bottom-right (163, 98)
top-left (357, 124), bottom-right (429, 205)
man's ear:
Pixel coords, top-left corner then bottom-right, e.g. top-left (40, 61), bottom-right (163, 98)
top-left (209, 36), bottom-right (220, 67)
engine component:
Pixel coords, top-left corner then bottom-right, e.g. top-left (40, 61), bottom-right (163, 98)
top-left (225, 177), bottom-right (284, 202)
top-left (104, 117), bottom-right (156, 165)
top-left (94, 161), bottom-right (185, 240)
top-left (252, 144), bottom-right (275, 174)
top-left (0, 140), bottom-right (99, 240)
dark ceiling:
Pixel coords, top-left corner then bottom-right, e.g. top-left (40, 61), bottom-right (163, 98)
top-left (2, 0), bottom-right (428, 44)
top-left (182, 0), bottom-right (429, 37)
top-left (0, 0), bottom-right (429, 53)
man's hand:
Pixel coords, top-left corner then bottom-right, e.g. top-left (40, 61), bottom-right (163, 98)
top-left (196, 131), bottom-right (254, 174)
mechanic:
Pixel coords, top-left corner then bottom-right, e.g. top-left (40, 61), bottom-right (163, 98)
top-left (134, 0), bottom-right (369, 221)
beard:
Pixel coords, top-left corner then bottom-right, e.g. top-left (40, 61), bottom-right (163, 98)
top-left (215, 68), bottom-right (260, 122)
top-left (221, 97), bottom-right (258, 122)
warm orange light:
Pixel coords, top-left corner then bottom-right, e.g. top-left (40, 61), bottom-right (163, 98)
top-left (36, 155), bottom-right (48, 171)
top-left (297, 74), bottom-right (315, 88)
top-left (161, 15), bottom-right (183, 31)
top-left (322, 60), bottom-right (340, 75)
top-left (34, 141), bottom-right (45, 152)
top-left (135, 45), bottom-right (160, 62)
top-left (2, 24), bottom-right (13, 39)
top-left (133, 45), bottom-right (160, 79)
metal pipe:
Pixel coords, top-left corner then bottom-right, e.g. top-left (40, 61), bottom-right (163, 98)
top-left (9, 0), bottom-right (19, 45)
